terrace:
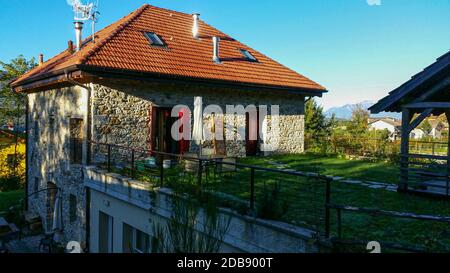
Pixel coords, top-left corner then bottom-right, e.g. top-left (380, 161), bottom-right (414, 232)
top-left (87, 141), bottom-right (450, 252)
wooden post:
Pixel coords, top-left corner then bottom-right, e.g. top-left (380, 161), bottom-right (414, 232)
top-left (399, 108), bottom-right (412, 192)
top-left (445, 111), bottom-right (450, 196)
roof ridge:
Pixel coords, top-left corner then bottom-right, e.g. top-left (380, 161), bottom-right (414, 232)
top-left (77, 4), bottom-right (150, 65)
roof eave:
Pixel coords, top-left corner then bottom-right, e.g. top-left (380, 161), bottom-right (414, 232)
top-left (10, 64), bottom-right (327, 97)
top-left (78, 64), bottom-right (327, 97)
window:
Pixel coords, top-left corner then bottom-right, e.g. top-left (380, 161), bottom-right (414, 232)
top-left (69, 194), bottom-right (77, 223)
top-left (34, 178), bottom-right (39, 199)
top-left (49, 113), bottom-right (55, 135)
top-left (240, 49), bottom-right (258, 62)
top-left (34, 119), bottom-right (39, 142)
top-left (144, 32), bottom-right (165, 47)
top-left (70, 118), bottom-right (84, 164)
top-left (99, 211), bottom-right (114, 253)
top-left (123, 223), bottom-right (151, 253)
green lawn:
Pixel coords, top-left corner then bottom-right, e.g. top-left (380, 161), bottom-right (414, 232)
top-left (241, 153), bottom-right (400, 184)
top-left (115, 154), bottom-right (450, 252)
top-left (0, 190), bottom-right (24, 215)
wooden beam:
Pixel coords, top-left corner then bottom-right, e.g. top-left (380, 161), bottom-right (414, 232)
top-left (399, 108), bottom-right (413, 192)
top-left (411, 76), bottom-right (450, 103)
top-left (369, 53), bottom-right (450, 113)
top-left (404, 102), bottom-right (450, 109)
top-left (408, 108), bottom-right (433, 133)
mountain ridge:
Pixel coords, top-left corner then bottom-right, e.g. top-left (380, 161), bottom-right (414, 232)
top-left (325, 101), bottom-right (401, 120)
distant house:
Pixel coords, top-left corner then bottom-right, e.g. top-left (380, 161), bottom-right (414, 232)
top-left (428, 117), bottom-right (448, 139)
top-left (368, 117), bottom-right (401, 140)
top-left (410, 128), bottom-right (426, 140)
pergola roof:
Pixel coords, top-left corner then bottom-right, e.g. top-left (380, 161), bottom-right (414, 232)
top-left (370, 51), bottom-right (450, 114)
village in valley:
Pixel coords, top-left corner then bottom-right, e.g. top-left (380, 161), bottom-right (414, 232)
top-left (0, 0), bottom-right (449, 259)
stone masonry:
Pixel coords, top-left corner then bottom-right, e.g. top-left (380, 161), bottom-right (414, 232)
top-left (26, 80), bottom-right (306, 249)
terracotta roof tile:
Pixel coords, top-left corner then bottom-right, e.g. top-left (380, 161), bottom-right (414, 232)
top-left (12, 4), bottom-right (326, 93)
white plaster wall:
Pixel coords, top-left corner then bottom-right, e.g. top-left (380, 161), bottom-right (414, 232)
top-left (86, 167), bottom-right (319, 253)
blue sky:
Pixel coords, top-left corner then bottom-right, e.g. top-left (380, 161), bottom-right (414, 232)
top-left (0, 0), bottom-right (449, 109)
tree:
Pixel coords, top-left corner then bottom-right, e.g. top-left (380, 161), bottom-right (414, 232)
top-left (348, 104), bottom-right (369, 136)
top-left (0, 55), bottom-right (36, 178)
top-left (304, 99), bottom-right (334, 152)
top-left (0, 55), bottom-right (36, 129)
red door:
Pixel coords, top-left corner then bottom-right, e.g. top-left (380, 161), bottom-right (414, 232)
top-left (246, 110), bottom-right (259, 156)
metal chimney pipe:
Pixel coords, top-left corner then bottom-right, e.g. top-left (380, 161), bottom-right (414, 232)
top-left (212, 36), bottom-right (220, 63)
top-left (192, 13), bottom-right (200, 39)
top-left (74, 22), bottom-right (84, 52)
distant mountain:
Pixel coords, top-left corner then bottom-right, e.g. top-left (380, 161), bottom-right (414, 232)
top-left (325, 101), bottom-right (401, 120)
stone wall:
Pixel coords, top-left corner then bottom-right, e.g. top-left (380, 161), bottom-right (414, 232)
top-left (91, 81), bottom-right (305, 157)
top-left (27, 86), bottom-right (89, 246)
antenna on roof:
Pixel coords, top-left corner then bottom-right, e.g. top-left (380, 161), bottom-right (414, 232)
top-left (67, 0), bottom-right (100, 44)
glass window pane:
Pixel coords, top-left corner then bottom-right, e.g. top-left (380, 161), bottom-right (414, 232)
top-left (135, 229), bottom-right (150, 253)
top-left (122, 223), bottom-right (133, 253)
top-left (145, 32), bottom-right (165, 46)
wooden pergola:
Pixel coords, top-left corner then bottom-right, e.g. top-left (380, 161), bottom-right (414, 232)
top-left (370, 51), bottom-right (450, 197)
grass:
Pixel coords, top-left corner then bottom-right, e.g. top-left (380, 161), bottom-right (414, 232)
top-left (0, 190), bottom-right (24, 215)
top-left (241, 153), bottom-right (401, 184)
top-left (107, 154), bottom-right (450, 252)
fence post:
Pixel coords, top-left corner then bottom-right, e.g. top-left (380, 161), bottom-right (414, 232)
top-left (159, 154), bottom-right (164, 187)
top-left (198, 159), bottom-right (203, 190)
top-left (107, 144), bottom-right (111, 172)
top-left (337, 208), bottom-right (342, 239)
top-left (325, 178), bottom-right (331, 238)
top-left (131, 150), bottom-right (135, 179)
top-left (250, 168), bottom-right (255, 210)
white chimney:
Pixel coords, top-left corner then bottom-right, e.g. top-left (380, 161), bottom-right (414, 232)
top-left (212, 36), bottom-right (220, 64)
top-left (74, 21), bottom-right (84, 52)
top-left (192, 13), bottom-right (200, 39)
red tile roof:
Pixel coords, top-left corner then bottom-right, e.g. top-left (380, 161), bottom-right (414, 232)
top-left (11, 4), bottom-right (326, 94)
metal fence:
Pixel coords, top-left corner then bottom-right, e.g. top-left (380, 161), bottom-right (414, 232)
top-left (87, 141), bottom-right (450, 252)
top-left (324, 178), bottom-right (450, 253)
top-left (400, 153), bottom-right (450, 196)
top-left (305, 136), bottom-right (448, 160)
top-left (88, 141), bottom-right (332, 236)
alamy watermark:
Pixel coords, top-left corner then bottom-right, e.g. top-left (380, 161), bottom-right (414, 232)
top-left (367, 0), bottom-right (381, 6)
top-left (170, 98), bottom-right (281, 152)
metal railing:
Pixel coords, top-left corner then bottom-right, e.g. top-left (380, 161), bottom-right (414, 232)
top-left (305, 136), bottom-right (448, 160)
top-left (326, 203), bottom-right (450, 253)
top-left (87, 140), bottom-right (333, 236)
top-left (400, 153), bottom-right (450, 196)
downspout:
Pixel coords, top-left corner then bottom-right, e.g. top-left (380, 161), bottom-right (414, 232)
top-left (24, 95), bottom-right (29, 211)
top-left (85, 82), bottom-right (94, 252)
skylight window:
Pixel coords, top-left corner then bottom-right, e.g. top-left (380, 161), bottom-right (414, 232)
top-left (144, 32), bottom-right (165, 47)
top-left (240, 49), bottom-right (257, 62)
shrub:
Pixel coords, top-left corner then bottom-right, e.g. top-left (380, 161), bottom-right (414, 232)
top-left (0, 142), bottom-right (26, 188)
top-left (257, 182), bottom-right (289, 220)
top-left (0, 176), bottom-right (23, 192)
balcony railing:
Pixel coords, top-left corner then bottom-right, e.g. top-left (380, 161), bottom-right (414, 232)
top-left (87, 140), bottom-right (333, 237)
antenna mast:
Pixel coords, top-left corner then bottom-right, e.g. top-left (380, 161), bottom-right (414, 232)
top-left (68, 0), bottom-right (100, 43)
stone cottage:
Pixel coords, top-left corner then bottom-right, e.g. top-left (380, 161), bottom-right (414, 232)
top-left (9, 4), bottom-right (326, 251)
